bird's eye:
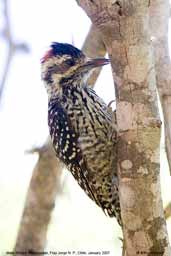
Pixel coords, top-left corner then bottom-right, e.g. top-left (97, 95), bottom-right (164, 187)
top-left (65, 59), bottom-right (75, 66)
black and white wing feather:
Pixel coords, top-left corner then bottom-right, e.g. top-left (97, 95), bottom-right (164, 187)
top-left (48, 99), bottom-right (102, 208)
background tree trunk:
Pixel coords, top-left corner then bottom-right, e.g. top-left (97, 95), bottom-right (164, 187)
top-left (77, 0), bottom-right (171, 255)
top-left (15, 138), bottom-right (63, 251)
top-left (149, 0), bottom-right (171, 175)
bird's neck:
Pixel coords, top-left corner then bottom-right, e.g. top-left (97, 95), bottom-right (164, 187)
top-left (60, 72), bottom-right (86, 87)
top-left (47, 77), bottom-right (85, 101)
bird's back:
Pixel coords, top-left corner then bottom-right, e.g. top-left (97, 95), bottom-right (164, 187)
top-left (48, 84), bottom-right (121, 224)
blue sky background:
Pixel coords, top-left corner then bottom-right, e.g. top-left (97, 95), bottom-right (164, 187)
top-left (0, 0), bottom-right (170, 254)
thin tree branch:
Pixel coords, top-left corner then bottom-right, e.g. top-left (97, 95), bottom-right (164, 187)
top-left (0, 0), bottom-right (29, 103)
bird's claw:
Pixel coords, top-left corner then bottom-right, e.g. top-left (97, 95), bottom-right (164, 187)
top-left (107, 99), bottom-right (116, 108)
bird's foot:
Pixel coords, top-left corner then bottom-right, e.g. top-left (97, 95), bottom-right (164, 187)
top-left (107, 99), bottom-right (117, 125)
top-left (107, 99), bottom-right (115, 112)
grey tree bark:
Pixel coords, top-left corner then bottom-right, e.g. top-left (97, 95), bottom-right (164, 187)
top-left (77, 0), bottom-right (171, 255)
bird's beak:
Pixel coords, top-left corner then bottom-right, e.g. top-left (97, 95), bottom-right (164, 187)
top-left (83, 57), bottom-right (110, 69)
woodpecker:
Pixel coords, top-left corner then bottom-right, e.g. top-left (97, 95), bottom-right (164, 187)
top-left (41, 42), bottom-right (121, 225)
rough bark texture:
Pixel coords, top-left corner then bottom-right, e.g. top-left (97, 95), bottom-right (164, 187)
top-left (149, 0), bottom-right (171, 175)
top-left (14, 24), bottom-right (106, 252)
top-left (77, 0), bottom-right (171, 255)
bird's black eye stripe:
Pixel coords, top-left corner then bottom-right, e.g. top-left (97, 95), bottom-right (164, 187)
top-left (65, 59), bottom-right (75, 66)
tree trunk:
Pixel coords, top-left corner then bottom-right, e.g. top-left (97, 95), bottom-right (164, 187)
top-left (77, 0), bottom-right (171, 255)
top-left (149, 0), bottom-right (171, 175)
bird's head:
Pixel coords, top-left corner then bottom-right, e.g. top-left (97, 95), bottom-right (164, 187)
top-left (41, 42), bottom-right (109, 98)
